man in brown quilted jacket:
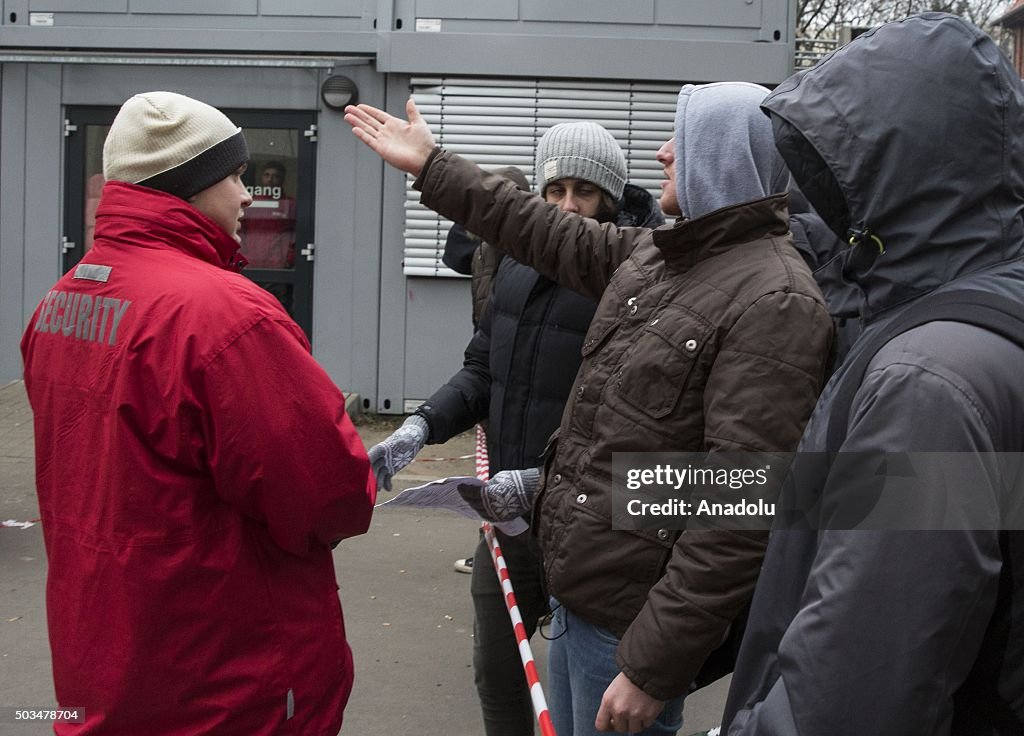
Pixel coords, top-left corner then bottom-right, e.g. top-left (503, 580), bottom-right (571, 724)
top-left (346, 82), bottom-right (833, 735)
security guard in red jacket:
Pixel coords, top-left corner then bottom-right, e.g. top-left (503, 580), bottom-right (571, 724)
top-left (22, 91), bottom-right (375, 735)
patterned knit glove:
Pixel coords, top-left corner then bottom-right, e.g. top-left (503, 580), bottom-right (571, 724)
top-left (367, 414), bottom-right (429, 492)
top-left (458, 468), bottom-right (541, 521)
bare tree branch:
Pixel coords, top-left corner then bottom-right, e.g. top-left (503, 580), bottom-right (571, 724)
top-left (798, 0), bottom-right (1009, 38)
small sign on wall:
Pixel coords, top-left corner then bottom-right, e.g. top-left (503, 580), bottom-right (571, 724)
top-left (29, 12), bottom-right (55, 26)
top-left (416, 18), bottom-right (442, 32)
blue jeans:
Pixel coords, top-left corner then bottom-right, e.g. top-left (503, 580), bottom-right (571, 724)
top-left (547, 602), bottom-right (685, 736)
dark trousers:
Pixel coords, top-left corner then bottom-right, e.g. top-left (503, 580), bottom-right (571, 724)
top-left (471, 528), bottom-right (549, 736)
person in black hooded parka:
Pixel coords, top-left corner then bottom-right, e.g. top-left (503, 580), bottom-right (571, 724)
top-left (723, 13), bottom-right (1024, 735)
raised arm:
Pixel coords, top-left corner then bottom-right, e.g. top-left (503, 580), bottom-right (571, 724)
top-left (345, 99), bottom-right (651, 300)
top-left (417, 150), bottom-right (646, 300)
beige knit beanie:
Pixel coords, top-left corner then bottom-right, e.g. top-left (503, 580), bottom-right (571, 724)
top-left (534, 122), bottom-right (627, 201)
top-left (103, 91), bottom-right (249, 200)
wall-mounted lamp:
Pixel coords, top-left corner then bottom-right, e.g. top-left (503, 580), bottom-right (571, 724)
top-left (321, 75), bottom-right (358, 110)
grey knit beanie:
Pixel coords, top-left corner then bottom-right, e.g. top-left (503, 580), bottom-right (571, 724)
top-left (534, 122), bottom-right (627, 200)
top-left (103, 91), bottom-right (249, 200)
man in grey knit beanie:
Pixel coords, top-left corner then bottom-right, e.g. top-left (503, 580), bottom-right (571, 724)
top-left (534, 121), bottom-right (627, 204)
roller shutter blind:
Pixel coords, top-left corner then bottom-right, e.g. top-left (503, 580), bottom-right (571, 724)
top-left (404, 77), bottom-right (679, 277)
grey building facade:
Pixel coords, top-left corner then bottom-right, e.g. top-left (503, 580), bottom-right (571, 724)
top-left (0, 0), bottom-right (795, 413)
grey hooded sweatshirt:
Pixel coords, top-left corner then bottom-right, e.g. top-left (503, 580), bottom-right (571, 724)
top-left (679, 83), bottom-right (862, 365)
top-left (674, 81), bottom-right (790, 220)
top-left (724, 13), bottom-right (1024, 735)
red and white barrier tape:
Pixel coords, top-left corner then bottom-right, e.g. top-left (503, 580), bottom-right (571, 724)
top-left (474, 424), bottom-right (490, 482)
top-left (482, 524), bottom-right (557, 736)
top-left (476, 424), bottom-right (557, 736)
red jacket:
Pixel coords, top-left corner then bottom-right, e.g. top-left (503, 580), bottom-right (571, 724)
top-left (21, 182), bottom-right (375, 736)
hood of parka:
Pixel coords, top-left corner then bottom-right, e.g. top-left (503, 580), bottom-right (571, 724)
top-left (762, 12), bottom-right (1024, 321)
top-left (787, 181), bottom-right (858, 319)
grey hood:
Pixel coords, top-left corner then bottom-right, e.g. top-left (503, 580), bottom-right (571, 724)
top-left (762, 12), bottom-right (1024, 321)
top-left (674, 82), bottom-right (790, 219)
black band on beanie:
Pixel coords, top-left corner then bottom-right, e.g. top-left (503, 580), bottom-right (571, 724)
top-left (137, 130), bottom-right (249, 200)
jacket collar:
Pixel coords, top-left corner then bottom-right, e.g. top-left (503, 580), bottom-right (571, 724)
top-left (652, 193), bottom-right (790, 271)
top-left (93, 181), bottom-right (248, 272)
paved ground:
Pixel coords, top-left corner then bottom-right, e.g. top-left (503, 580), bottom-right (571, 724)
top-left (0, 380), bottom-right (728, 734)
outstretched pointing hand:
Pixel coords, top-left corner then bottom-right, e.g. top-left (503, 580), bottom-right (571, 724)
top-left (344, 98), bottom-right (437, 176)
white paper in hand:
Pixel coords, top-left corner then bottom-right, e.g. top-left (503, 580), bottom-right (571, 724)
top-left (376, 476), bottom-right (529, 536)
